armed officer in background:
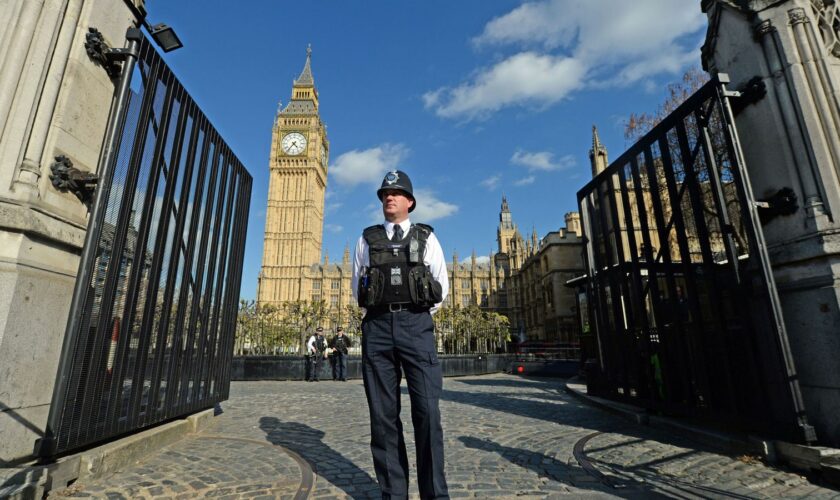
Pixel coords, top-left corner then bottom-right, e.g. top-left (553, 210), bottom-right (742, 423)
top-left (352, 170), bottom-right (450, 499)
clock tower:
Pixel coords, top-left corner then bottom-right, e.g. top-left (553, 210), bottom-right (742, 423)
top-left (258, 46), bottom-right (330, 307)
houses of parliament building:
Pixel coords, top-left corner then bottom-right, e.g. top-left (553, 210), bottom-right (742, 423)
top-left (257, 49), bottom-right (586, 343)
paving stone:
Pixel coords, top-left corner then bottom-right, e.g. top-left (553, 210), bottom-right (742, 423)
top-left (55, 374), bottom-right (840, 499)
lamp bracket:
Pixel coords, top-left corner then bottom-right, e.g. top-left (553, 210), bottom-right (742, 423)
top-left (50, 155), bottom-right (98, 206)
top-left (756, 187), bottom-right (798, 223)
top-left (84, 27), bottom-right (139, 79)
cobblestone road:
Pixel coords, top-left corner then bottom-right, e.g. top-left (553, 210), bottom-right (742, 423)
top-left (53, 374), bottom-right (839, 499)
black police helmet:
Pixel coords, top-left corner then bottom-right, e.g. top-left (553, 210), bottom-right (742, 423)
top-left (376, 170), bottom-right (416, 212)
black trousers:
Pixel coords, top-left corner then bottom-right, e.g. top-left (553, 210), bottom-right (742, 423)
top-left (333, 352), bottom-right (348, 380)
top-left (305, 354), bottom-right (322, 381)
top-left (362, 309), bottom-right (449, 500)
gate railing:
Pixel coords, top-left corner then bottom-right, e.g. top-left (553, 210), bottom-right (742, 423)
top-left (576, 74), bottom-right (814, 443)
top-left (38, 28), bottom-right (252, 458)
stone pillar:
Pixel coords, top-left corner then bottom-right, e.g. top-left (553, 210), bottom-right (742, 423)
top-left (0, 0), bottom-right (142, 463)
top-left (703, 0), bottom-right (840, 445)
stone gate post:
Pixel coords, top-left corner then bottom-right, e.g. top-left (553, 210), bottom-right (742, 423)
top-left (702, 0), bottom-right (840, 445)
top-left (0, 0), bottom-right (143, 463)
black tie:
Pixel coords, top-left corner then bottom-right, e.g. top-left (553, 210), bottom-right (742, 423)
top-left (392, 225), bottom-right (403, 242)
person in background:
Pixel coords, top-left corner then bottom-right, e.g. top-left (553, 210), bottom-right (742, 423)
top-left (305, 326), bottom-right (327, 382)
top-left (329, 326), bottom-right (352, 381)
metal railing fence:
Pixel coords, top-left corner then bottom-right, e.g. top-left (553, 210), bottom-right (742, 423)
top-left (576, 74), bottom-right (814, 443)
top-left (39, 29), bottom-right (252, 458)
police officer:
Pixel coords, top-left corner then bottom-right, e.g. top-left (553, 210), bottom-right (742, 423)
top-left (351, 170), bottom-right (450, 499)
top-left (328, 326), bottom-right (352, 381)
top-left (305, 327), bottom-right (327, 382)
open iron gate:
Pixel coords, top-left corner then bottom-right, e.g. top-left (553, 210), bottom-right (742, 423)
top-left (38, 29), bottom-right (252, 457)
top-left (576, 74), bottom-right (814, 443)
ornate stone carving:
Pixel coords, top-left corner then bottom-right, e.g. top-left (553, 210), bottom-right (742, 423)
top-left (810, 0), bottom-right (840, 56)
top-left (789, 7), bottom-right (808, 25)
top-left (50, 155), bottom-right (98, 205)
top-left (753, 19), bottom-right (776, 40)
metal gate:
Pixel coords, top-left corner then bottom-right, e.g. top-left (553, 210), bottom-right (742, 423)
top-left (38, 29), bottom-right (252, 457)
top-left (576, 74), bottom-right (814, 443)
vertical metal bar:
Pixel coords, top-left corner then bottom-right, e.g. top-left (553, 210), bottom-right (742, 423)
top-left (695, 106), bottom-right (741, 282)
top-left (673, 121), bottom-right (717, 266)
top-left (221, 173), bottom-right (251, 399)
top-left (76, 41), bottom-right (169, 449)
top-left (193, 146), bottom-right (231, 408)
top-left (40, 28), bottom-right (143, 458)
top-left (616, 163), bottom-right (657, 403)
top-left (656, 134), bottom-right (714, 402)
top-left (600, 170), bottom-right (636, 397)
top-left (715, 76), bottom-right (816, 443)
top-left (206, 158), bottom-right (238, 400)
top-left (170, 114), bottom-right (211, 413)
top-left (180, 130), bottom-right (221, 408)
top-left (143, 81), bottom-right (190, 423)
top-left (160, 100), bottom-right (200, 419)
top-left (99, 39), bottom-right (157, 436)
top-left (124, 66), bottom-right (178, 431)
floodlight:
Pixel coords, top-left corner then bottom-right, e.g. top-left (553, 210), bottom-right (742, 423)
top-left (149, 23), bottom-right (182, 52)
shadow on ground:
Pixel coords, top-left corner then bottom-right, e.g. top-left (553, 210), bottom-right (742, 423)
top-left (458, 435), bottom-right (671, 499)
top-left (259, 416), bottom-right (379, 499)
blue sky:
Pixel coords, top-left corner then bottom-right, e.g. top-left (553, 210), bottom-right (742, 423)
top-left (147, 0), bottom-right (707, 301)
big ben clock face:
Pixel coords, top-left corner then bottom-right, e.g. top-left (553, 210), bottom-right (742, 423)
top-left (281, 132), bottom-right (307, 155)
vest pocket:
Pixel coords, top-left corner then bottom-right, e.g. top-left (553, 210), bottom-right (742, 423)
top-left (408, 266), bottom-right (443, 307)
top-left (359, 268), bottom-right (385, 307)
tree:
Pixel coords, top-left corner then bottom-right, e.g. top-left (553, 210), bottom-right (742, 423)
top-left (621, 65), bottom-right (748, 262)
top-left (624, 66), bottom-right (709, 142)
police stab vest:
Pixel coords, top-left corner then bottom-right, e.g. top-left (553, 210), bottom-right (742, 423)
top-left (357, 223), bottom-right (443, 308)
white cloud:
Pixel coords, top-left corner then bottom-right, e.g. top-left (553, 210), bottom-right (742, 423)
top-left (424, 52), bottom-right (586, 120)
top-left (412, 188), bottom-right (459, 222)
top-left (460, 255), bottom-right (492, 265)
top-left (480, 174), bottom-right (502, 190)
top-left (515, 176), bottom-right (536, 186)
top-left (365, 189), bottom-right (458, 224)
top-left (427, 0), bottom-right (705, 120)
top-left (511, 150), bottom-right (575, 171)
top-left (325, 223), bottom-right (343, 233)
top-left (330, 143), bottom-right (409, 187)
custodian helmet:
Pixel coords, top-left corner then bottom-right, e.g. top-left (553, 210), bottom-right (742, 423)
top-left (376, 170), bottom-right (415, 212)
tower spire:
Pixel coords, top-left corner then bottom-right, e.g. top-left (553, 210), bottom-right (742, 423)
top-left (294, 44), bottom-right (314, 87)
top-left (589, 124), bottom-right (609, 177)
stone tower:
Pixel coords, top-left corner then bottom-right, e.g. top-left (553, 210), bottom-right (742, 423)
top-left (497, 195), bottom-right (516, 255)
top-left (258, 46), bottom-right (329, 307)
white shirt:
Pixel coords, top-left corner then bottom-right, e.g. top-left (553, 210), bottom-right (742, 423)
top-left (351, 219), bottom-right (449, 314)
top-left (306, 334), bottom-right (322, 353)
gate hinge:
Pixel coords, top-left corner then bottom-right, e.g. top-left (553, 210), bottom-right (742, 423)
top-left (50, 155), bottom-right (98, 205)
top-left (729, 76), bottom-right (767, 116)
top-left (755, 187), bottom-right (798, 223)
top-left (84, 27), bottom-right (137, 79)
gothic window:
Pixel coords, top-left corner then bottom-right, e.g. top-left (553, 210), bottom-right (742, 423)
top-left (461, 279), bottom-right (470, 289)
top-left (810, 1), bottom-right (840, 57)
top-left (313, 280), bottom-right (321, 290)
top-left (331, 280), bottom-right (340, 290)
top-left (312, 294), bottom-right (321, 302)
top-left (330, 295), bottom-right (339, 307)
top-left (461, 294), bottom-right (471, 307)
top-left (480, 279), bottom-right (489, 290)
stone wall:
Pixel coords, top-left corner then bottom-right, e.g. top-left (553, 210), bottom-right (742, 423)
top-left (0, 0), bottom-right (142, 464)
